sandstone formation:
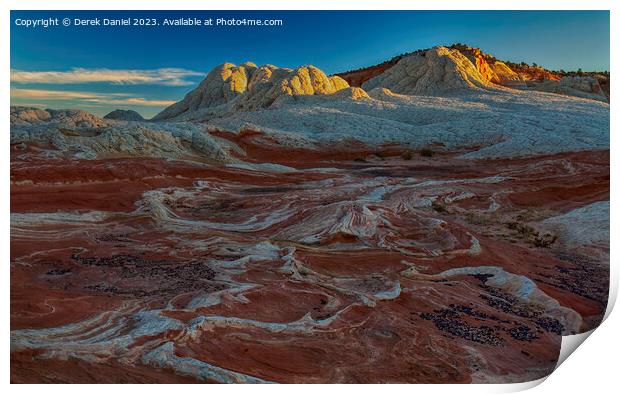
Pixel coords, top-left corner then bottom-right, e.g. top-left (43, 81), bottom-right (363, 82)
top-left (10, 106), bottom-right (230, 162)
top-left (11, 143), bottom-right (610, 383)
top-left (11, 107), bottom-right (106, 128)
top-left (9, 43), bottom-right (611, 384)
top-left (507, 63), bottom-right (561, 82)
top-left (11, 51), bottom-right (610, 162)
top-left (339, 44), bottom-right (608, 101)
top-left (361, 46), bottom-right (500, 95)
top-left (488, 60), bottom-right (526, 87)
top-left (451, 45), bottom-right (499, 83)
top-left (449, 45), bottom-right (607, 101)
top-left (103, 109), bottom-right (145, 121)
top-left (336, 58), bottom-right (406, 87)
top-left (541, 201), bottom-right (609, 261)
top-left (594, 73), bottom-right (610, 98)
top-left (449, 45), bottom-right (561, 83)
top-left (449, 45), bottom-right (525, 87)
top-left (152, 62), bottom-right (257, 120)
top-left (153, 62), bottom-right (349, 121)
top-left (208, 87), bottom-right (608, 160)
top-left (532, 75), bottom-right (608, 102)
top-left (331, 86), bottom-right (370, 100)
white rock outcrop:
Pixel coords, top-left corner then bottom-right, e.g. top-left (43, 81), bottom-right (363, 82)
top-left (488, 61), bottom-right (527, 87)
top-left (242, 65), bottom-right (349, 109)
top-left (152, 62), bottom-right (258, 120)
top-left (361, 46), bottom-right (501, 95)
top-left (10, 47), bottom-right (610, 162)
top-left (532, 76), bottom-right (608, 102)
top-left (205, 87), bottom-right (609, 159)
top-left (540, 201), bottom-right (609, 262)
top-left (153, 62), bottom-right (350, 121)
top-left (10, 107), bottom-right (231, 162)
top-left (11, 107), bottom-right (107, 128)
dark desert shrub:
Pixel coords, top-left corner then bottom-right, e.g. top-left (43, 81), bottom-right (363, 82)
top-left (420, 148), bottom-right (435, 157)
top-left (432, 201), bottom-right (446, 213)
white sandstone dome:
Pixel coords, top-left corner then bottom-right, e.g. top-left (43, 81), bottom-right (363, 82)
top-left (362, 46), bottom-right (501, 95)
top-left (152, 62), bottom-right (258, 120)
top-left (153, 62), bottom-right (350, 120)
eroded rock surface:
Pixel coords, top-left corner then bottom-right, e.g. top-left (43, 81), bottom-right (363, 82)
top-left (11, 137), bottom-right (609, 383)
top-left (361, 47), bottom-right (500, 95)
top-left (10, 106), bottom-right (231, 162)
top-left (532, 76), bottom-right (608, 102)
top-left (153, 63), bottom-right (349, 121)
top-left (339, 44), bottom-right (609, 102)
top-left (9, 45), bottom-right (610, 383)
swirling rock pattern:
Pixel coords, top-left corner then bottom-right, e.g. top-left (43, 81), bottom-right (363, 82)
top-left (10, 136), bottom-right (609, 383)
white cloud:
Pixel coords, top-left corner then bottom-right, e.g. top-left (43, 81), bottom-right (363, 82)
top-left (10, 88), bottom-right (176, 107)
top-left (10, 67), bottom-right (203, 86)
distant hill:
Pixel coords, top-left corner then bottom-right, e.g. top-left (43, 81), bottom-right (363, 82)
top-left (103, 109), bottom-right (145, 121)
top-left (336, 43), bottom-right (609, 101)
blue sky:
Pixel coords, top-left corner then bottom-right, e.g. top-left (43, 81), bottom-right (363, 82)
top-left (10, 10), bottom-right (610, 118)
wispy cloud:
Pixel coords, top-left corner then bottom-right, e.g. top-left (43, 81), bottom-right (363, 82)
top-left (10, 67), bottom-right (203, 86)
top-left (10, 88), bottom-right (176, 106)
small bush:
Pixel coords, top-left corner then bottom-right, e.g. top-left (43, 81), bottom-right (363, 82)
top-left (432, 201), bottom-right (446, 213)
top-left (400, 150), bottom-right (413, 160)
top-left (506, 222), bottom-right (537, 238)
top-left (374, 151), bottom-right (388, 159)
top-left (465, 212), bottom-right (499, 226)
top-left (420, 148), bottom-right (435, 157)
top-left (506, 221), bottom-right (557, 247)
top-left (519, 225), bottom-right (537, 238)
top-left (533, 234), bottom-right (557, 248)
top-left (506, 221), bottom-right (519, 231)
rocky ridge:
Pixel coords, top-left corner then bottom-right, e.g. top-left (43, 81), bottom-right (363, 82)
top-left (103, 109), bottom-right (145, 121)
top-left (10, 107), bottom-right (231, 162)
top-left (338, 44), bottom-right (609, 102)
top-left (153, 62), bottom-right (349, 121)
top-left (10, 45), bottom-right (610, 161)
top-left (361, 46), bottom-right (502, 95)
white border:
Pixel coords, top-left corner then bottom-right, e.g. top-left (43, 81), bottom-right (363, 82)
top-left (3, 1), bottom-right (617, 392)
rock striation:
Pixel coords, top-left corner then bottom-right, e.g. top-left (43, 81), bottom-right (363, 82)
top-left (9, 43), bottom-right (610, 384)
top-left (450, 45), bottom-right (608, 101)
top-left (10, 142), bottom-right (610, 383)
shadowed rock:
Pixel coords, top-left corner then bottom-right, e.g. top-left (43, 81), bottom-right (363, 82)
top-left (103, 109), bottom-right (145, 121)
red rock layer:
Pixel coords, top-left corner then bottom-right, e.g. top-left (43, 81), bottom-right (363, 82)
top-left (336, 62), bottom-right (397, 87)
top-left (10, 144), bottom-right (609, 383)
